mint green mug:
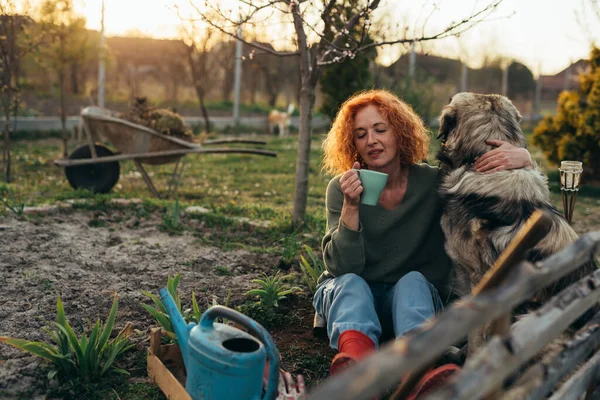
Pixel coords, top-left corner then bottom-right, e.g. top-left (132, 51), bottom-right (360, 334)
top-left (353, 169), bottom-right (388, 206)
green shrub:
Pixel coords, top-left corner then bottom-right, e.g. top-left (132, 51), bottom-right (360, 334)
top-left (532, 47), bottom-right (600, 180)
top-left (0, 294), bottom-right (133, 383)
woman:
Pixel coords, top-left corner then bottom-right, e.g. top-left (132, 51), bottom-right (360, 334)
top-left (313, 90), bottom-right (531, 393)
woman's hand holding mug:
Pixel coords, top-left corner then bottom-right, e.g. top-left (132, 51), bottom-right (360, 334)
top-left (340, 161), bottom-right (363, 207)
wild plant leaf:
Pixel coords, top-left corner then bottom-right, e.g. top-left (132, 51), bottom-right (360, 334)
top-left (97, 293), bottom-right (119, 353)
top-left (278, 289), bottom-right (296, 297)
top-left (112, 368), bottom-right (130, 375)
top-left (225, 289), bottom-right (232, 307)
top-left (140, 304), bottom-right (172, 332)
top-left (79, 331), bottom-right (88, 354)
top-left (141, 290), bottom-right (167, 314)
top-left (100, 340), bottom-right (133, 375)
top-left (251, 278), bottom-right (268, 286)
top-left (117, 322), bottom-right (133, 339)
top-left (83, 321), bottom-right (101, 375)
top-left (55, 296), bottom-right (67, 329)
top-left (53, 322), bottom-right (84, 367)
top-left (48, 369), bottom-right (58, 380)
top-left (0, 337), bottom-right (61, 362)
top-left (246, 289), bottom-right (268, 297)
top-left (167, 274), bottom-right (182, 310)
top-left (192, 292), bottom-right (202, 323)
top-left (55, 297), bottom-right (85, 364)
top-left (43, 327), bottom-right (69, 356)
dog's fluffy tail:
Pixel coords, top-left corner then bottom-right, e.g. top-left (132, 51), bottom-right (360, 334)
top-left (287, 103), bottom-right (295, 115)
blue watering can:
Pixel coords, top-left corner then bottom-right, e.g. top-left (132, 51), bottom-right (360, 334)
top-left (159, 288), bottom-right (281, 400)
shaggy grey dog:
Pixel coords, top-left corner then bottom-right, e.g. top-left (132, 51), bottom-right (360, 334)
top-left (436, 92), bottom-right (595, 354)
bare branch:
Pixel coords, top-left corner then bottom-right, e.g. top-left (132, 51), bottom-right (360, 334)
top-left (352, 0), bottom-right (503, 56)
top-left (186, 0), bottom-right (299, 57)
top-left (328, 0), bottom-right (380, 50)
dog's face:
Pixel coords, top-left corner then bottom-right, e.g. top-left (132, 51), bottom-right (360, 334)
top-left (436, 93), bottom-right (526, 169)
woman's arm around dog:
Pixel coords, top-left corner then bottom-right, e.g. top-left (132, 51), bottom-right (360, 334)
top-left (475, 139), bottom-right (533, 173)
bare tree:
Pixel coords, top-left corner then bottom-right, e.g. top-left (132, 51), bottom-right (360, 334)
top-left (35, 0), bottom-right (90, 157)
top-left (0, 1), bottom-right (36, 183)
top-left (190, 0), bottom-right (505, 226)
top-left (178, 9), bottom-right (226, 133)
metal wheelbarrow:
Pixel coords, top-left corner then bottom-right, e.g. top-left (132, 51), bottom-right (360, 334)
top-left (54, 106), bottom-right (276, 198)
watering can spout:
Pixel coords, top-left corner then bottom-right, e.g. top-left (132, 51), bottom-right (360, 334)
top-left (159, 288), bottom-right (192, 367)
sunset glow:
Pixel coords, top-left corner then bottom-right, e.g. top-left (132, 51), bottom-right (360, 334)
top-left (72, 0), bottom-right (600, 75)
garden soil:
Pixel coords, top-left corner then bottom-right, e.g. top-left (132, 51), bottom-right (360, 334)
top-left (0, 210), bottom-right (331, 399)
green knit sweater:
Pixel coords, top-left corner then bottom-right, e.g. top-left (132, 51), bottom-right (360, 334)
top-left (320, 163), bottom-right (454, 302)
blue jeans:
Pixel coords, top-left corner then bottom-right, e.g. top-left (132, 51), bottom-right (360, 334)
top-left (313, 271), bottom-right (443, 350)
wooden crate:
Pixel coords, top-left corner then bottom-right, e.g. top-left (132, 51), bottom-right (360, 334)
top-left (147, 327), bottom-right (192, 400)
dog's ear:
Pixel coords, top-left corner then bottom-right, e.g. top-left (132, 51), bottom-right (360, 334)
top-left (515, 108), bottom-right (523, 123)
top-left (437, 107), bottom-right (457, 141)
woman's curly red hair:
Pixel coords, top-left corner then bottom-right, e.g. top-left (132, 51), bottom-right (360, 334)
top-left (322, 89), bottom-right (430, 175)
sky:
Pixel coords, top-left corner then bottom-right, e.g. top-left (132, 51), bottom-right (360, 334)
top-left (73, 0), bottom-right (598, 76)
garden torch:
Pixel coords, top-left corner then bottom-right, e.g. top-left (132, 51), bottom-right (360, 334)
top-left (559, 161), bottom-right (583, 224)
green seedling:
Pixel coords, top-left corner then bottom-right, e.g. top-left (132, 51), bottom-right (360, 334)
top-left (246, 271), bottom-right (302, 309)
top-left (0, 293), bottom-right (133, 383)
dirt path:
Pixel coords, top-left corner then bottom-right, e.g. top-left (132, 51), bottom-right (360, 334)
top-left (0, 210), bottom-right (284, 398)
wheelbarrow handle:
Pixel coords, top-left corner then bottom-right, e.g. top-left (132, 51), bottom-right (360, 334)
top-left (203, 139), bottom-right (267, 145)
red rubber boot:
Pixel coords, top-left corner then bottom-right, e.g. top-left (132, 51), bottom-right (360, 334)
top-left (329, 330), bottom-right (376, 376)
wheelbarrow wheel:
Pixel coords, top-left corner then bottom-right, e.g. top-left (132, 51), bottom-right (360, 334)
top-left (65, 144), bottom-right (120, 194)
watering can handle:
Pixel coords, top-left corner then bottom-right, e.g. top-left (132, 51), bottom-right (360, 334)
top-left (200, 305), bottom-right (281, 400)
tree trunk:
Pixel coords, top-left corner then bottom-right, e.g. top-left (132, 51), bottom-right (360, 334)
top-left (262, 66), bottom-right (278, 107)
top-left (71, 61), bottom-right (80, 94)
top-left (291, 3), bottom-right (320, 227)
top-left (292, 82), bottom-right (315, 226)
top-left (268, 92), bottom-right (277, 107)
top-left (222, 67), bottom-right (234, 102)
top-left (186, 46), bottom-right (211, 134)
top-left (250, 77), bottom-right (257, 105)
top-left (195, 86), bottom-right (211, 134)
top-left (3, 110), bottom-right (11, 183)
top-left (59, 68), bottom-right (68, 157)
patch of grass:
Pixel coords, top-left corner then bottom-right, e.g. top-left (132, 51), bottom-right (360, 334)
top-left (279, 232), bottom-right (300, 269)
top-left (7, 134), bottom-right (329, 221)
top-left (41, 278), bottom-right (53, 292)
top-left (236, 301), bottom-right (289, 330)
top-left (0, 185), bottom-right (25, 218)
top-left (158, 200), bottom-right (183, 235)
top-left (88, 219), bottom-right (107, 228)
top-left (283, 344), bottom-right (331, 388)
top-left (214, 265), bottom-right (233, 276)
top-left (114, 380), bottom-right (165, 400)
top-left (189, 212), bottom-right (236, 228)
